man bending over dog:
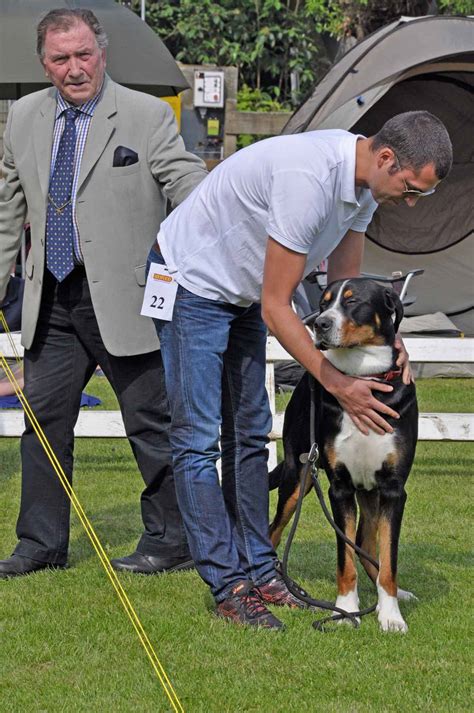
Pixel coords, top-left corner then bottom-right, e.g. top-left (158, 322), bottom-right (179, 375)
top-left (145, 111), bottom-right (452, 630)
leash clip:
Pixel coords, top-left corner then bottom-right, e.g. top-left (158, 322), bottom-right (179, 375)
top-left (308, 442), bottom-right (319, 464)
top-left (299, 443), bottom-right (319, 465)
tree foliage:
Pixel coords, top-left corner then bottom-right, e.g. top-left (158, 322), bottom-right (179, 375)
top-left (124, 0), bottom-right (329, 105)
top-left (121, 0), bottom-right (473, 103)
top-left (306, 0), bottom-right (474, 39)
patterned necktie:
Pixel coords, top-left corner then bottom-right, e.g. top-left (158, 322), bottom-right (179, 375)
top-left (46, 107), bottom-right (79, 281)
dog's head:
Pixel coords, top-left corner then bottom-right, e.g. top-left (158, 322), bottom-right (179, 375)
top-left (314, 278), bottom-right (403, 350)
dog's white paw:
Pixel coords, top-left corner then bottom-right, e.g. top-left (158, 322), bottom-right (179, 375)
top-left (378, 610), bottom-right (408, 633)
top-left (397, 587), bottom-right (418, 601)
top-left (377, 590), bottom-right (408, 633)
top-left (335, 591), bottom-right (360, 625)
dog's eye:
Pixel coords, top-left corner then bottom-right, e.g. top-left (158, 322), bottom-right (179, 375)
top-left (346, 299), bottom-right (357, 305)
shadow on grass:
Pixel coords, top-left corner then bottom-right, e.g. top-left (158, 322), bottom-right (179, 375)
top-left (74, 439), bottom-right (138, 476)
top-left (0, 440), bottom-right (21, 486)
top-left (68, 501), bottom-right (142, 564)
top-left (276, 539), bottom-right (454, 605)
top-left (69, 501), bottom-right (458, 607)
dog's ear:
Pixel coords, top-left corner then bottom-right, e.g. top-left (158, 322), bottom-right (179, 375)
top-left (384, 288), bottom-right (404, 333)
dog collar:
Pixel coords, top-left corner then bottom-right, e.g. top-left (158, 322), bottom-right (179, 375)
top-left (367, 368), bottom-right (402, 382)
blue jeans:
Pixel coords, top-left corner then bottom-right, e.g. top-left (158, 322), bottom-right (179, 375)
top-left (147, 246), bottom-right (277, 601)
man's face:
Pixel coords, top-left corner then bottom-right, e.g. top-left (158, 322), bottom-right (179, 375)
top-left (41, 20), bottom-right (106, 105)
top-left (370, 148), bottom-right (440, 208)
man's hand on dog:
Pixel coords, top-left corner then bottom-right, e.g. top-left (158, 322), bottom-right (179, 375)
top-left (395, 335), bottom-right (414, 385)
top-left (328, 373), bottom-right (399, 436)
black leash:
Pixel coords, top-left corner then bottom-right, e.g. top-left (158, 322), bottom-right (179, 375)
top-left (278, 374), bottom-right (380, 631)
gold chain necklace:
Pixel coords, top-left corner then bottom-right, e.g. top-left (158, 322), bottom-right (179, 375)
top-left (47, 194), bottom-right (72, 215)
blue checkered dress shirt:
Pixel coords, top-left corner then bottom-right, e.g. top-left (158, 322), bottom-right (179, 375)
top-left (49, 89), bottom-right (102, 266)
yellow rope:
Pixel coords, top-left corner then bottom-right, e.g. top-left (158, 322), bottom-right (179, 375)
top-left (0, 311), bottom-right (22, 365)
top-left (0, 313), bottom-right (184, 712)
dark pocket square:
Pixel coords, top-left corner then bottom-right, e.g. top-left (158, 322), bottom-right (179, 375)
top-left (113, 146), bottom-right (139, 167)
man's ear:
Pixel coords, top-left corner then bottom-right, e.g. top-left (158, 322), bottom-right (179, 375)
top-left (378, 147), bottom-right (398, 174)
top-left (384, 288), bottom-right (404, 333)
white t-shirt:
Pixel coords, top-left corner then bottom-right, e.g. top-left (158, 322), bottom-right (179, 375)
top-left (159, 130), bottom-right (378, 306)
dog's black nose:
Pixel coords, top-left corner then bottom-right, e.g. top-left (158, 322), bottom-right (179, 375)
top-left (315, 315), bottom-right (332, 332)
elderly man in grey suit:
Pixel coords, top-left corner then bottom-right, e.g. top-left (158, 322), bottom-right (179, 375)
top-left (0, 8), bottom-right (207, 578)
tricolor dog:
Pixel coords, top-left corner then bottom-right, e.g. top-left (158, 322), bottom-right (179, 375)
top-left (269, 278), bottom-right (418, 632)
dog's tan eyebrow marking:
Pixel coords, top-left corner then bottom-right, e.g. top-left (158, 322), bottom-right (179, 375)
top-left (375, 313), bottom-right (381, 328)
top-left (323, 291), bottom-right (332, 301)
top-left (343, 289), bottom-right (353, 299)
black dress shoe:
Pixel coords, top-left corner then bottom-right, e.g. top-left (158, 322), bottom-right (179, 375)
top-left (0, 555), bottom-right (66, 579)
top-left (110, 551), bottom-right (194, 575)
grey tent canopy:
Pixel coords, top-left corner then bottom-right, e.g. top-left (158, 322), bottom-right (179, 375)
top-left (0, 0), bottom-right (189, 98)
top-left (284, 15), bottom-right (474, 333)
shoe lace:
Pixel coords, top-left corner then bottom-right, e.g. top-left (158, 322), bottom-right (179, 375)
top-left (240, 590), bottom-right (270, 616)
top-left (266, 578), bottom-right (294, 604)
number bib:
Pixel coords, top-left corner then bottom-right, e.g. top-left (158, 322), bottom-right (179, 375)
top-left (140, 263), bottom-right (178, 321)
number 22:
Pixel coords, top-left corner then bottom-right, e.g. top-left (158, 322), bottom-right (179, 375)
top-left (150, 295), bottom-right (165, 309)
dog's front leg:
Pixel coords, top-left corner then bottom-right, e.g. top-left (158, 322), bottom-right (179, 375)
top-left (377, 485), bottom-right (408, 633)
top-left (356, 490), bottom-right (380, 584)
top-left (329, 479), bottom-right (360, 623)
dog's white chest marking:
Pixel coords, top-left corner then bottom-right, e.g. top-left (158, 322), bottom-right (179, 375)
top-left (324, 345), bottom-right (393, 376)
top-left (334, 414), bottom-right (396, 490)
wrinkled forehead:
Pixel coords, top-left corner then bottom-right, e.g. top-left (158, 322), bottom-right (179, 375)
top-left (44, 19), bottom-right (98, 50)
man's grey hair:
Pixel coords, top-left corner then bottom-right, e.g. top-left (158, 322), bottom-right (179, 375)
top-left (371, 111), bottom-right (453, 180)
top-left (36, 8), bottom-right (108, 60)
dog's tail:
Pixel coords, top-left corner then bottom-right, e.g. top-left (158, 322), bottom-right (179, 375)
top-left (269, 461), bottom-right (285, 491)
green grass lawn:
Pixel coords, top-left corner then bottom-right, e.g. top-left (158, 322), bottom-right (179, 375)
top-left (0, 378), bottom-right (472, 712)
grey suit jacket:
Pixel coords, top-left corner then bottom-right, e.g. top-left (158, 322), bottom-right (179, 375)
top-left (0, 76), bottom-right (207, 356)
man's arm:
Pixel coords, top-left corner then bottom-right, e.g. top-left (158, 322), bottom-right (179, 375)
top-left (261, 237), bottom-right (399, 435)
top-left (148, 101), bottom-right (207, 207)
top-left (327, 228), bottom-right (364, 283)
top-left (0, 107), bottom-right (28, 302)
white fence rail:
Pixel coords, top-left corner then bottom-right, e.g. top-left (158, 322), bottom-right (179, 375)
top-left (1, 335), bottom-right (473, 470)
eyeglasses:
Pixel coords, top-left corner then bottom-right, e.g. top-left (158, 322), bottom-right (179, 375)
top-left (393, 154), bottom-right (436, 197)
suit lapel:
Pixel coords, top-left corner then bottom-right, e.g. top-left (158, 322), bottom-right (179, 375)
top-left (77, 76), bottom-right (117, 192)
top-left (33, 89), bottom-right (57, 201)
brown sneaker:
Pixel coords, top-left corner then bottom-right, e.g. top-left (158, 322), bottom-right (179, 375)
top-left (216, 581), bottom-right (284, 630)
top-left (254, 573), bottom-right (311, 609)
